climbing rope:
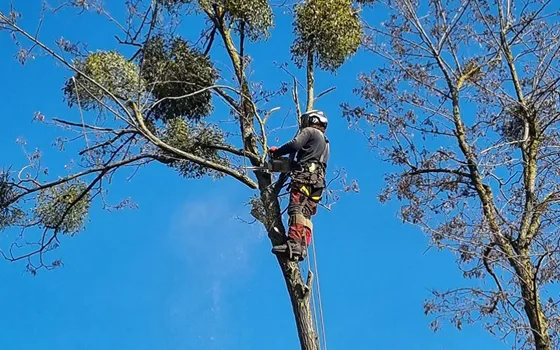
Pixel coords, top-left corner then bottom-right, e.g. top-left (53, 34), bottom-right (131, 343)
top-left (307, 256), bottom-right (321, 347)
top-left (308, 238), bottom-right (328, 350)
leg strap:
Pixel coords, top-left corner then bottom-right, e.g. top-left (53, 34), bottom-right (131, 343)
top-left (289, 213), bottom-right (313, 231)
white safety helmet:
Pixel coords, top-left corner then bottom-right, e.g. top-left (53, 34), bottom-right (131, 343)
top-left (301, 110), bottom-right (328, 129)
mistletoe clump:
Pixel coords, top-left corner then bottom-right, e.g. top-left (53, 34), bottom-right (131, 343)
top-left (161, 118), bottom-right (230, 178)
top-left (64, 51), bottom-right (144, 109)
top-left (34, 181), bottom-right (91, 235)
top-left (141, 35), bottom-right (218, 121)
top-left (292, 0), bottom-right (362, 71)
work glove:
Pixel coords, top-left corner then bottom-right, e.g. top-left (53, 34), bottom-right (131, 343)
top-left (268, 146), bottom-right (279, 158)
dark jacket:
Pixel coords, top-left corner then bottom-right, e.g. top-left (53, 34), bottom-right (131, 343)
top-left (275, 127), bottom-right (330, 169)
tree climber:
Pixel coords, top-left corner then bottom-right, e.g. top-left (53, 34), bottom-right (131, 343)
top-left (268, 110), bottom-right (330, 261)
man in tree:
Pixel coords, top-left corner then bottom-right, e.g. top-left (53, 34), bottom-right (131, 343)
top-left (269, 110), bottom-right (330, 261)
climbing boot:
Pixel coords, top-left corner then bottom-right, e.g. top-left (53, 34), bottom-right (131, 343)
top-left (272, 239), bottom-right (304, 260)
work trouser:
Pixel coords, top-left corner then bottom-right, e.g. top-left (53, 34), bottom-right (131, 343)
top-left (287, 182), bottom-right (323, 248)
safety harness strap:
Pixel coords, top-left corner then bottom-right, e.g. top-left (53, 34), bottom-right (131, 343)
top-left (290, 213), bottom-right (313, 231)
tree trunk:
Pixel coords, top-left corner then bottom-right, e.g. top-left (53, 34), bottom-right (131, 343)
top-left (257, 178), bottom-right (319, 350)
top-left (280, 259), bottom-right (319, 350)
top-left (516, 259), bottom-right (552, 350)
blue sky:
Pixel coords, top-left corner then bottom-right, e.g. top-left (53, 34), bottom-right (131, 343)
top-left (0, 1), bottom-right (507, 349)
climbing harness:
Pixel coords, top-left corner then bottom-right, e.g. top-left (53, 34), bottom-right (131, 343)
top-left (270, 124), bottom-right (330, 262)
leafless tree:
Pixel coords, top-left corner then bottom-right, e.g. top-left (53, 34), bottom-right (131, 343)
top-left (344, 0), bottom-right (560, 349)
